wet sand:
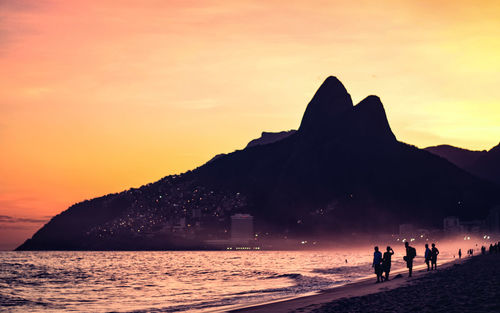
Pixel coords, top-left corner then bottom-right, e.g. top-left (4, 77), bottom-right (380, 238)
top-left (230, 254), bottom-right (500, 313)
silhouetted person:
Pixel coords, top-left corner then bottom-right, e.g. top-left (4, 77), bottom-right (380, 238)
top-left (372, 246), bottom-right (383, 283)
top-left (382, 246), bottom-right (394, 281)
top-left (458, 248), bottom-right (462, 259)
top-left (424, 243), bottom-right (431, 271)
top-left (404, 241), bottom-right (416, 277)
top-left (489, 244), bottom-right (493, 254)
top-left (431, 243), bottom-right (439, 270)
top-left (481, 246), bottom-right (486, 255)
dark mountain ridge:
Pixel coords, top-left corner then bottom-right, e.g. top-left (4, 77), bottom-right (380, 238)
top-left (469, 143), bottom-right (500, 184)
top-left (424, 145), bottom-right (487, 169)
top-left (246, 130), bottom-right (296, 148)
top-left (17, 76), bottom-right (499, 250)
top-left (425, 143), bottom-right (500, 184)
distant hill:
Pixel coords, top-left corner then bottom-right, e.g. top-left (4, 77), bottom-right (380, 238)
top-left (425, 143), bottom-right (500, 184)
top-left (246, 130), bottom-right (296, 148)
top-left (467, 143), bottom-right (500, 184)
top-left (424, 145), bottom-right (487, 168)
top-left (17, 76), bottom-right (500, 250)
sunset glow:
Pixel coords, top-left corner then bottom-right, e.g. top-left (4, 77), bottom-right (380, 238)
top-left (1, 0), bottom-right (500, 249)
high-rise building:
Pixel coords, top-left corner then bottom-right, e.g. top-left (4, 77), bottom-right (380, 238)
top-left (443, 216), bottom-right (460, 234)
top-left (399, 223), bottom-right (414, 235)
top-left (231, 214), bottom-right (253, 243)
top-left (488, 206), bottom-right (500, 233)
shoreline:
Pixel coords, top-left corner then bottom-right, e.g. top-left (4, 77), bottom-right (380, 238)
top-left (227, 256), bottom-right (464, 313)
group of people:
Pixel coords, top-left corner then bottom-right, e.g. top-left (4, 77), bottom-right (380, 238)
top-left (424, 243), bottom-right (439, 271)
top-left (487, 242), bottom-right (500, 254)
top-left (477, 242), bottom-right (500, 255)
top-left (461, 248), bottom-right (474, 257)
top-left (457, 241), bottom-right (500, 258)
top-left (372, 246), bottom-right (394, 283)
top-left (372, 241), bottom-right (439, 282)
top-left (373, 240), bottom-right (500, 282)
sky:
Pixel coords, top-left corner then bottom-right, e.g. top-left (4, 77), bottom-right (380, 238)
top-left (1, 0), bottom-right (500, 250)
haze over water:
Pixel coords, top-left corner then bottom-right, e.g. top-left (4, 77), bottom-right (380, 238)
top-left (0, 245), bottom-right (463, 313)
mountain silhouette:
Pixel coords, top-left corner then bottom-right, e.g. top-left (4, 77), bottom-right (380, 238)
top-left (425, 143), bottom-right (500, 184)
top-left (468, 143), bottom-right (500, 184)
top-left (424, 145), bottom-right (487, 169)
top-left (246, 130), bottom-right (296, 148)
top-left (17, 76), bottom-right (499, 250)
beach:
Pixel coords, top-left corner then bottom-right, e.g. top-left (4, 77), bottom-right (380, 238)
top-left (232, 253), bottom-right (500, 313)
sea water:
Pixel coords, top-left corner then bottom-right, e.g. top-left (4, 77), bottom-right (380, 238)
top-left (0, 248), bottom-right (456, 312)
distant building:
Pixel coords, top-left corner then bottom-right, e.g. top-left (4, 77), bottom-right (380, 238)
top-left (399, 224), bottom-right (414, 235)
top-left (443, 216), bottom-right (460, 234)
top-left (460, 220), bottom-right (484, 234)
top-left (178, 217), bottom-right (186, 228)
top-left (231, 214), bottom-right (254, 243)
top-left (172, 217), bottom-right (186, 234)
top-left (192, 208), bottom-right (202, 219)
top-left (488, 206), bottom-right (500, 233)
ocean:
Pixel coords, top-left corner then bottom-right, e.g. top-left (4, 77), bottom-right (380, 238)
top-left (0, 248), bottom-right (457, 312)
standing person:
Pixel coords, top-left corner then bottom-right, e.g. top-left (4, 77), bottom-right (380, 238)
top-left (372, 246), bottom-right (383, 283)
top-left (382, 246), bottom-right (394, 281)
top-left (458, 248), bottom-right (462, 259)
top-left (424, 244), bottom-right (431, 271)
top-left (404, 241), bottom-right (416, 277)
top-left (431, 243), bottom-right (439, 270)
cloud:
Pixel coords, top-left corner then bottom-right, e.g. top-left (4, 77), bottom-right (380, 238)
top-left (0, 0), bottom-right (51, 12)
top-left (0, 215), bottom-right (51, 231)
top-left (0, 0), bottom-right (52, 54)
top-left (0, 215), bottom-right (49, 224)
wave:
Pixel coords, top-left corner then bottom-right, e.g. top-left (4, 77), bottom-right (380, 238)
top-left (312, 264), bottom-right (369, 275)
top-left (265, 273), bottom-right (302, 280)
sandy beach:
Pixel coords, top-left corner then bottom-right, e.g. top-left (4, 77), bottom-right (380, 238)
top-left (231, 254), bottom-right (500, 313)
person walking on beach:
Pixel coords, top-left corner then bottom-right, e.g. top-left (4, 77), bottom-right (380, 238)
top-left (424, 244), bottom-right (431, 271)
top-left (458, 248), bottom-right (462, 259)
top-left (404, 241), bottom-right (416, 277)
top-left (431, 243), bottom-right (439, 270)
top-left (372, 246), bottom-right (383, 283)
top-left (382, 246), bottom-right (394, 281)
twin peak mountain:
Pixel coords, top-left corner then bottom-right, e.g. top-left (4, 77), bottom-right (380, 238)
top-left (299, 76), bottom-right (395, 143)
top-left (17, 76), bottom-right (499, 250)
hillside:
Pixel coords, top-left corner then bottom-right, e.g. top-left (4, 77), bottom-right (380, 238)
top-left (17, 76), bottom-right (499, 250)
top-left (425, 143), bottom-right (500, 184)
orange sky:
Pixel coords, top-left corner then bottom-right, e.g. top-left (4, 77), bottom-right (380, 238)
top-left (1, 0), bottom-right (499, 250)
